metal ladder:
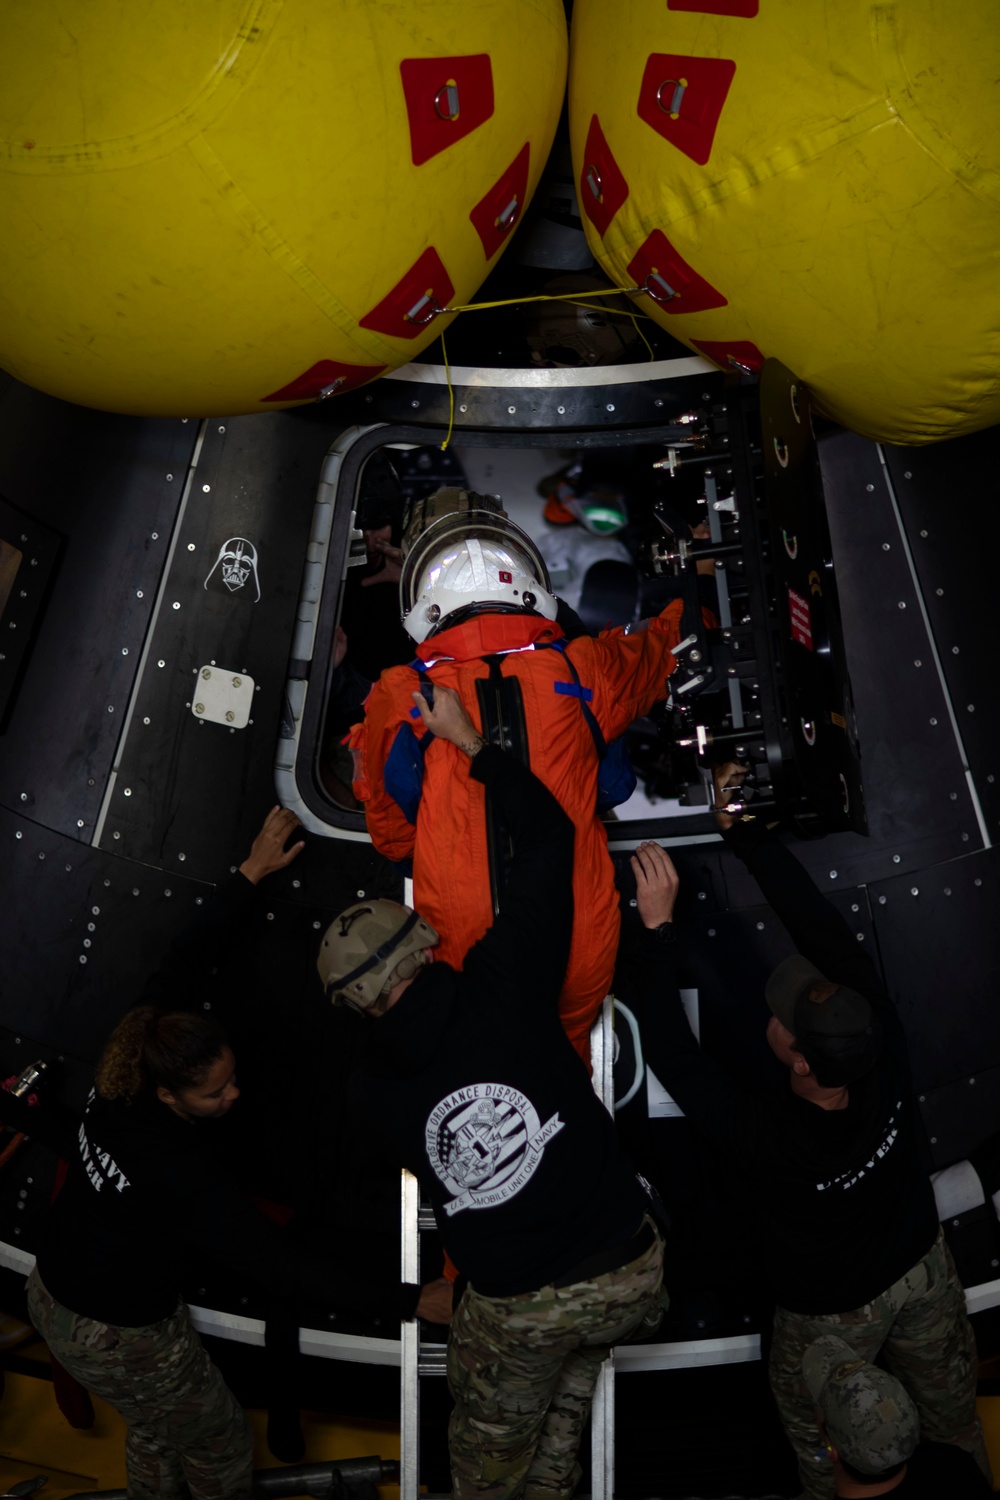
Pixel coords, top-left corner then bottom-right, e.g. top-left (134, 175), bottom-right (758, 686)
top-left (399, 996), bottom-right (617, 1500)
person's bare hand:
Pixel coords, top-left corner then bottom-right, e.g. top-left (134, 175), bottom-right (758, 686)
top-left (630, 842), bottom-right (679, 929)
top-left (331, 624), bottom-right (348, 671)
top-left (412, 684), bottom-right (486, 759)
top-left (361, 538), bottom-right (404, 587)
top-left (712, 761), bottom-right (750, 831)
top-left (415, 1277), bottom-right (453, 1325)
top-left (239, 806), bottom-right (305, 885)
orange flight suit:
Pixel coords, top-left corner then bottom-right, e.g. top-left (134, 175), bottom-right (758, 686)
top-left (350, 601), bottom-right (693, 1064)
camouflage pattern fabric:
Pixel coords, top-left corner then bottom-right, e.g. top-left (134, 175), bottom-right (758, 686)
top-left (27, 1266), bottom-right (252, 1500)
top-left (447, 1221), bottom-right (665, 1500)
top-left (801, 1334), bottom-right (920, 1474)
top-left (401, 486), bottom-right (506, 555)
top-left (769, 1229), bottom-right (992, 1500)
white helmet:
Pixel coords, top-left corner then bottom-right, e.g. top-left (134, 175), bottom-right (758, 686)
top-left (400, 511), bottom-right (558, 644)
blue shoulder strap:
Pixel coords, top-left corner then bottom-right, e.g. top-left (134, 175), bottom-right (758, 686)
top-left (539, 640), bottom-right (636, 812)
top-left (539, 639), bottom-right (608, 760)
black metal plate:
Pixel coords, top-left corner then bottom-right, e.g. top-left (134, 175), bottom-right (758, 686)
top-left (869, 844), bottom-right (1000, 1098)
top-left (792, 426), bottom-right (987, 886)
top-left (0, 805), bottom-right (212, 1055)
top-left (0, 494), bottom-right (62, 732)
top-left (0, 376), bottom-right (196, 837)
top-left (758, 361), bottom-right (866, 832)
top-left (103, 413), bottom-right (340, 880)
top-left (882, 434), bottom-right (999, 843)
top-left (336, 358), bottom-right (724, 436)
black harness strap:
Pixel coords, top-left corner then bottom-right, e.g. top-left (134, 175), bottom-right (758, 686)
top-left (474, 656), bottom-right (529, 917)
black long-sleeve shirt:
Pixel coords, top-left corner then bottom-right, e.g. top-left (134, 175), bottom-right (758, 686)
top-left (627, 823), bottom-right (938, 1314)
top-left (32, 872), bottom-right (420, 1327)
top-left (351, 744), bottom-right (646, 1296)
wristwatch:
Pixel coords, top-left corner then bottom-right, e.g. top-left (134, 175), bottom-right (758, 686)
top-left (649, 921), bottom-right (675, 945)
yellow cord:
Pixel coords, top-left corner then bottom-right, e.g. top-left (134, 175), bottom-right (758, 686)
top-left (545, 297), bottom-right (659, 359)
top-left (439, 326), bottom-right (455, 452)
top-left (440, 286), bottom-right (644, 315)
top-left (559, 297), bottom-right (657, 325)
top-left (428, 286), bottom-right (653, 442)
top-left (627, 307), bottom-right (657, 361)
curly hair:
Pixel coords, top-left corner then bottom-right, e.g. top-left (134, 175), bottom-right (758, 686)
top-left (95, 1006), bottom-right (228, 1102)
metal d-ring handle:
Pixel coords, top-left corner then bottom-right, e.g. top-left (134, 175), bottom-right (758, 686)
top-left (495, 196), bottom-right (519, 231)
top-left (316, 377), bottom-right (346, 401)
top-left (643, 270), bottom-right (679, 303)
top-left (405, 291), bottom-right (443, 326)
top-left (656, 79), bottom-right (687, 117)
top-left (434, 82), bottom-right (460, 121)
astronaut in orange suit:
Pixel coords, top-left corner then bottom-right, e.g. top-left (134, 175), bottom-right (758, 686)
top-left (349, 507), bottom-right (703, 1065)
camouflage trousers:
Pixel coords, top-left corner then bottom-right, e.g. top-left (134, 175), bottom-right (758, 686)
top-left (447, 1221), bottom-right (665, 1500)
top-left (770, 1229), bottom-right (992, 1500)
top-left (26, 1266), bottom-right (253, 1500)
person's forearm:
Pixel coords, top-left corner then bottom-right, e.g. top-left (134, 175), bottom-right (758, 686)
top-left (454, 727), bottom-right (487, 759)
top-left (627, 928), bottom-right (758, 1156)
top-left (722, 824), bottom-right (903, 1043)
top-left (724, 825), bottom-right (864, 976)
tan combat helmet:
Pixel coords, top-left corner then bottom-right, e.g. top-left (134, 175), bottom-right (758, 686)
top-left (317, 900), bottom-right (439, 1014)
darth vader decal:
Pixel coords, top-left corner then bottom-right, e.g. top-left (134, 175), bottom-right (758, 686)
top-left (205, 537), bottom-right (261, 602)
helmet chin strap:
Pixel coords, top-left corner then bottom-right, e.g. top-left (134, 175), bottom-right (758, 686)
top-left (358, 950), bottom-right (429, 1017)
top-left (378, 946), bottom-right (430, 999)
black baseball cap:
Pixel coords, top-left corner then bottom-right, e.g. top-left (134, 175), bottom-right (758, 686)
top-left (766, 954), bottom-right (883, 1083)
